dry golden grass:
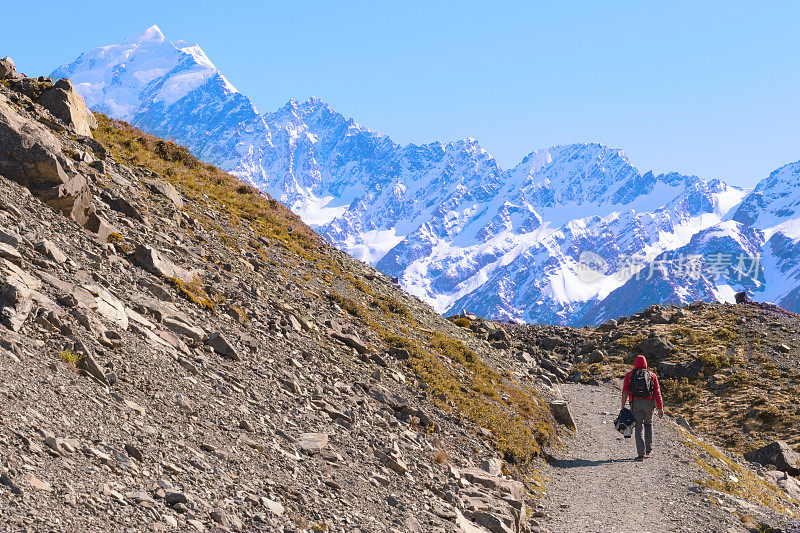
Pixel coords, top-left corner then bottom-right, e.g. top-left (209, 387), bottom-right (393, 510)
top-left (93, 112), bottom-right (558, 481)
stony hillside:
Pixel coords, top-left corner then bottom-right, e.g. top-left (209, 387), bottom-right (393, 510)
top-left (3, 56), bottom-right (799, 533)
top-left (0, 58), bottom-right (561, 532)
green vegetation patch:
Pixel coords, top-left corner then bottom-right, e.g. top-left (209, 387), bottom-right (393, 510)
top-left (385, 332), bottom-right (556, 466)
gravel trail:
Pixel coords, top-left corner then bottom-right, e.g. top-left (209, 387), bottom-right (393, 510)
top-left (539, 383), bottom-right (745, 533)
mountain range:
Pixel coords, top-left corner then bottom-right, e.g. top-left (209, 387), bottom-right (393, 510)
top-left (52, 25), bottom-right (800, 324)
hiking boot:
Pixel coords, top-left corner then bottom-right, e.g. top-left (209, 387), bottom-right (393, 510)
top-left (635, 456), bottom-right (645, 462)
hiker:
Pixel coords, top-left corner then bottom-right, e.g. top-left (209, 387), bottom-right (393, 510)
top-left (621, 355), bottom-right (663, 461)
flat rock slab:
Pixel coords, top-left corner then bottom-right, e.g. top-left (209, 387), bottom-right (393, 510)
top-left (0, 243), bottom-right (22, 265)
top-left (134, 244), bottom-right (197, 283)
top-left (298, 433), bottom-right (328, 454)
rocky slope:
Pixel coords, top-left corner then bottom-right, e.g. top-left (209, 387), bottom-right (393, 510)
top-left (0, 58), bottom-right (565, 532)
top-left (3, 57), bottom-right (798, 532)
top-left (58, 26), bottom-right (800, 327)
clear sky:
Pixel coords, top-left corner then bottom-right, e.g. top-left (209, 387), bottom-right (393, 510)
top-left (4, 1), bottom-right (800, 186)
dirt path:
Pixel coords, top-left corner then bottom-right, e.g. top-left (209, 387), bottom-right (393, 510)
top-left (539, 383), bottom-right (745, 533)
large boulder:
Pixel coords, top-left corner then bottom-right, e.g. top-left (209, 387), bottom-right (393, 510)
top-left (37, 79), bottom-right (97, 137)
top-left (143, 179), bottom-right (184, 210)
top-left (658, 359), bottom-right (702, 380)
top-left (744, 441), bottom-right (800, 476)
top-left (0, 96), bottom-right (92, 224)
top-left (0, 278), bottom-right (33, 331)
top-left (638, 336), bottom-right (676, 360)
top-left (764, 471), bottom-right (800, 500)
top-left (83, 211), bottom-right (117, 240)
top-left (0, 57), bottom-right (21, 80)
top-left (549, 400), bottom-right (576, 430)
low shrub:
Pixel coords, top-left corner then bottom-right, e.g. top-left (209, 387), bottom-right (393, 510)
top-left (453, 317), bottom-right (471, 328)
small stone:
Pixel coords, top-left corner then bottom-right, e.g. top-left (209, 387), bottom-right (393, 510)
top-left (44, 438), bottom-right (64, 457)
top-left (76, 352), bottom-right (109, 386)
top-left (375, 449), bottom-right (408, 475)
top-left (161, 461), bottom-right (184, 474)
top-left (206, 332), bottom-right (241, 361)
top-left (260, 497), bottom-right (285, 516)
top-left (331, 331), bottom-right (370, 354)
top-left (125, 443), bottom-right (144, 462)
top-left (0, 472), bottom-right (23, 494)
top-left (241, 436), bottom-right (264, 453)
top-left (27, 475), bottom-right (52, 492)
top-left (35, 239), bottom-right (67, 264)
top-left (549, 400), bottom-right (576, 430)
top-left (128, 491), bottom-right (156, 505)
top-left (165, 491), bottom-right (189, 505)
top-left (210, 508), bottom-right (229, 527)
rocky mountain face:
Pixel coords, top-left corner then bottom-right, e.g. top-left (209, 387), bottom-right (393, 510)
top-left (53, 27), bottom-right (800, 326)
top-left (0, 58), bottom-right (567, 532)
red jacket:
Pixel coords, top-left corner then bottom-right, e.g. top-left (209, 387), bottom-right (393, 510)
top-left (623, 355), bottom-right (663, 410)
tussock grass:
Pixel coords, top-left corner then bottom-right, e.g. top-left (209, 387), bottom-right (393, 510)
top-left (94, 114), bottom-right (321, 257)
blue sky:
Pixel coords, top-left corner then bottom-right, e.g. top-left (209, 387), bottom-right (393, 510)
top-left (5, 1), bottom-right (800, 186)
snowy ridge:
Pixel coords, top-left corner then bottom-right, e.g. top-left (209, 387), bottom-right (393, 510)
top-left (54, 27), bottom-right (800, 324)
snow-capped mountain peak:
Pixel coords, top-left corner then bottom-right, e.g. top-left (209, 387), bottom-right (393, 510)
top-left (52, 25), bottom-right (239, 120)
top-left (123, 24), bottom-right (167, 44)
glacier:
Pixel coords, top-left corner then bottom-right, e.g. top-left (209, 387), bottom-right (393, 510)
top-left (52, 25), bottom-right (800, 324)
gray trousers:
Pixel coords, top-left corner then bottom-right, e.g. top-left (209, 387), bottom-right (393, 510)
top-left (630, 399), bottom-right (655, 457)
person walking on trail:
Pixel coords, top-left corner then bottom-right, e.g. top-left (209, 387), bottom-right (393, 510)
top-left (621, 355), bottom-right (664, 461)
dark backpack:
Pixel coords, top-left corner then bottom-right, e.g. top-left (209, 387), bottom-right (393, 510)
top-left (630, 368), bottom-right (653, 398)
